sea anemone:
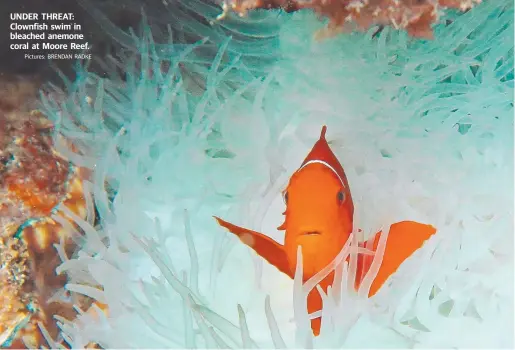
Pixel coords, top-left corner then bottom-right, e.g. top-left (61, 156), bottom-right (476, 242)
top-left (39, 0), bottom-right (512, 347)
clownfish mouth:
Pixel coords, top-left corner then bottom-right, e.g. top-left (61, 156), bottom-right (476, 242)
top-left (303, 231), bottom-right (322, 236)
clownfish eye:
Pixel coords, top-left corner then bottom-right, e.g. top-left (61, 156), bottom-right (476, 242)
top-left (283, 191), bottom-right (289, 204)
top-left (337, 190), bottom-right (345, 203)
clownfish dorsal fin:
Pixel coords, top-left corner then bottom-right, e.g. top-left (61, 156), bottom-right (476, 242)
top-left (320, 125), bottom-right (327, 139)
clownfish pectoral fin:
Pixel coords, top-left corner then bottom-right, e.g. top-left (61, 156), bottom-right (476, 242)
top-left (213, 216), bottom-right (293, 278)
top-left (365, 221), bottom-right (437, 297)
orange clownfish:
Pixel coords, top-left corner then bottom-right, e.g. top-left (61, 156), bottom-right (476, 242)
top-left (214, 126), bottom-right (436, 336)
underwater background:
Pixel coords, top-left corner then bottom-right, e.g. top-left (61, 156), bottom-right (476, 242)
top-left (0, 0), bottom-right (513, 348)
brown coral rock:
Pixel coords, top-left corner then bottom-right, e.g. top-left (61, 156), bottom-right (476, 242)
top-left (221, 0), bottom-right (482, 39)
top-left (0, 75), bottom-right (95, 348)
top-left (0, 76), bottom-right (69, 238)
top-left (0, 236), bottom-right (32, 346)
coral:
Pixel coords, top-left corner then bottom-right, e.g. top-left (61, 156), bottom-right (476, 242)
top-left (0, 236), bottom-right (31, 347)
top-left (221, 0), bottom-right (483, 39)
top-left (0, 76), bottom-right (93, 348)
top-left (0, 76), bottom-right (66, 241)
top-left (42, 0), bottom-right (512, 348)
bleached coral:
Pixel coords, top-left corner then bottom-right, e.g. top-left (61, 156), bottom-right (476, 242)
top-left (41, 0), bottom-right (513, 347)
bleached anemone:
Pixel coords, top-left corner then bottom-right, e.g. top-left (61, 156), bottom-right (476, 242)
top-left (40, 0), bottom-right (512, 347)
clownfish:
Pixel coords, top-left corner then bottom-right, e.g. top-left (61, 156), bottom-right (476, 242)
top-left (214, 126), bottom-right (436, 336)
